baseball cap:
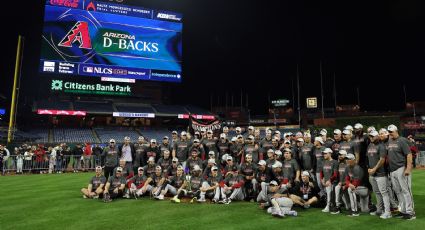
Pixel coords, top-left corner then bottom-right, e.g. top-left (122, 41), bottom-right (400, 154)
top-left (231, 137), bottom-right (237, 142)
top-left (193, 165), bottom-right (202, 171)
top-left (172, 157), bottom-right (179, 163)
top-left (345, 125), bottom-right (354, 131)
top-left (248, 126), bottom-right (254, 130)
top-left (220, 133), bottom-right (226, 138)
top-left (367, 126), bottom-right (376, 133)
top-left (270, 180), bottom-right (278, 186)
top-left (296, 132), bottom-right (303, 137)
top-left (208, 151), bottom-right (215, 156)
top-left (109, 139), bottom-right (116, 143)
top-left (138, 167), bottom-right (144, 171)
top-left (283, 148), bottom-right (292, 153)
top-left (138, 136), bottom-right (145, 140)
top-left (223, 126), bottom-right (229, 130)
top-left (274, 150), bottom-right (282, 156)
top-left (266, 130), bottom-right (272, 135)
top-left (236, 127), bottom-right (242, 131)
top-left (95, 166), bottom-right (102, 170)
top-left (211, 166), bottom-right (218, 171)
top-left (322, 148), bottom-right (333, 154)
top-left (301, 171), bottom-right (310, 177)
top-left (226, 155), bottom-right (233, 161)
top-left (177, 165), bottom-right (184, 170)
top-left (267, 148), bottom-right (275, 153)
top-left (342, 129), bottom-right (352, 135)
top-left (207, 130), bottom-right (213, 134)
top-left (314, 137), bottom-right (324, 144)
top-left (320, 129), bottom-right (327, 136)
top-left (275, 130), bottom-right (281, 135)
top-left (284, 140), bottom-right (291, 144)
top-left (387, 124), bottom-right (398, 132)
top-left (304, 133), bottom-right (311, 138)
top-left (150, 139), bottom-right (157, 143)
top-left (379, 128), bottom-right (389, 135)
top-left (155, 165), bottom-right (162, 170)
top-left (116, 167), bottom-right (123, 172)
top-left (333, 129), bottom-right (342, 135)
top-left (369, 130), bottom-right (379, 137)
top-left (172, 130), bottom-right (178, 134)
top-left (248, 135), bottom-right (255, 140)
top-left (181, 131), bottom-right (187, 136)
top-left (346, 153), bottom-right (356, 160)
top-left (194, 131), bottom-right (200, 136)
top-left (148, 156), bottom-right (155, 162)
top-left (200, 128), bottom-right (206, 132)
top-left (257, 160), bottom-right (267, 166)
top-left (124, 136), bottom-right (131, 141)
top-left (208, 158), bottom-right (216, 164)
top-left (163, 136), bottom-right (169, 140)
top-left (272, 161), bottom-right (282, 168)
top-left (237, 135), bottom-right (243, 139)
top-left (354, 123), bottom-right (363, 130)
top-left (193, 139), bottom-right (200, 143)
top-left (338, 150), bottom-right (348, 156)
top-left (296, 138), bottom-right (304, 142)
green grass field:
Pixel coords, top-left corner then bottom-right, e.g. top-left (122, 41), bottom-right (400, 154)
top-left (0, 170), bottom-right (423, 230)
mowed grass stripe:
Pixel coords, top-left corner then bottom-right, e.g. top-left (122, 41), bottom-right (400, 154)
top-left (0, 170), bottom-right (424, 230)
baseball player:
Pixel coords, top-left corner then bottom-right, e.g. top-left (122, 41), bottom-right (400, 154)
top-left (219, 167), bottom-right (245, 204)
top-left (240, 153), bottom-right (258, 200)
top-left (155, 165), bottom-right (185, 200)
top-left (199, 165), bottom-right (223, 202)
top-left (81, 166), bottom-right (106, 199)
top-left (129, 167), bottom-right (152, 198)
top-left (170, 164), bottom-right (203, 203)
top-left (290, 171), bottom-right (320, 208)
top-left (320, 148), bottom-right (338, 213)
top-left (386, 125), bottom-right (415, 220)
top-left (103, 166), bottom-right (126, 202)
top-left (344, 154), bottom-right (369, 216)
top-left (260, 180), bottom-right (298, 218)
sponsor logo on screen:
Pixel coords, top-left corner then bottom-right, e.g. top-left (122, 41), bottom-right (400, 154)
top-left (43, 61), bottom-right (56, 72)
top-left (49, 0), bottom-right (81, 8)
top-left (156, 13), bottom-right (182, 22)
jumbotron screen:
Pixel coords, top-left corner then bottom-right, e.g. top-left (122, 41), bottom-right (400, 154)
top-left (39, 0), bottom-right (182, 83)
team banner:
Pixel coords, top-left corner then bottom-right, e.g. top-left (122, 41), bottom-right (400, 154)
top-left (189, 116), bottom-right (221, 132)
top-left (40, 0), bottom-right (182, 82)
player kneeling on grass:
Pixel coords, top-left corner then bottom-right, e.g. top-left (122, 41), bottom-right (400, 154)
top-left (199, 165), bottom-right (223, 203)
top-left (81, 166), bottom-right (106, 199)
top-left (344, 154), bottom-right (369, 216)
top-left (219, 168), bottom-right (245, 204)
top-left (155, 165), bottom-right (186, 200)
top-left (290, 171), bottom-right (320, 209)
top-left (103, 167), bottom-right (126, 202)
top-left (260, 180), bottom-right (297, 218)
top-left (129, 167), bottom-right (152, 199)
top-left (170, 165), bottom-right (203, 203)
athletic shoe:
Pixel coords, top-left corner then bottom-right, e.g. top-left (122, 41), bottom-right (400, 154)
top-left (331, 207), bottom-right (340, 215)
top-left (394, 212), bottom-right (406, 218)
top-left (403, 214), bottom-right (416, 221)
top-left (272, 210), bottom-right (285, 218)
top-left (351, 210), bottom-right (360, 217)
top-left (218, 199), bottom-right (227, 204)
top-left (92, 195), bottom-right (99, 199)
top-left (380, 212), bottom-right (392, 219)
top-left (322, 206), bottom-right (330, 213)
top-left (212, 198), bottom-right (218, 203)
top-left (83, 195), bottom-right (88, 199)
top-left (190, 197), bottom-right (197, 203)
top-left (267, 207), bottom-right (276, 214)
top-left (131, 191), bottom-right (138, 200)
top-left (303, 204), bottom-right (310, 209)
top-left (123, 193), bottom-right (130, 199)
top-left (197, 197), bottom-right (206, 203)
top-left (225, 198), bottom-right (232, 205)
top-left (283, 210), bottom-right (298, 217)
top-left (157, 194), bottom-right (164, 200)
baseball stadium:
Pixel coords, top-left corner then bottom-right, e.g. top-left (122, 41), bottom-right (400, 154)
top-left (1, 0), bottom-right (424, 229)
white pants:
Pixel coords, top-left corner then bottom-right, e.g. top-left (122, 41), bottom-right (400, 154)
top-left (130, 184), bottom-right (153, 196)
top-left (347, 186), bottom-right (369, 212)
top-left (369, 176), bottom-right (390, 214)
top-left (268, 197), bottom-right (294, 212)
top-left (335, 184), bottom-right (349, 209)
top-left (162, 184), bottom-right (178, 196)
top-left (390, 167), bottom-right (415, 215)
top-left (200, 181), bottom-right (220, 200)
top-left (222, 187), bottom-right (244, 200)
top-left (257, 182), bottom-right (269, 202)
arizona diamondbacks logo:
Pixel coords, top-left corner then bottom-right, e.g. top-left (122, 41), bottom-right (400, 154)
top-left (51, 80), bottom-right (63, 90)
top-left (58, 21), bottom-right (92, 49)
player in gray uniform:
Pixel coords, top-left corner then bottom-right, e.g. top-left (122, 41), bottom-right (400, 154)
top-left (260, 180), bottom-right (298, 218)
top-left (244, 135), bottom-right (261, 163)
top-left (366, 130), bottom-right (391, 219)
top-left (320, 148), bottom-right (338, 213)
top-left (282, 148), bottom-right (300, 188)
top-left (171, 164), bottom-right (203, 203)
top-left (155, 165), bottom-right (185, 200)
top-left (331, 150), bottom-right (349, 214)
top-left (312, 137), bottom-right (325, 192)
top-left (150, 166), bottom-right (166, 197)
top-left (299, 137), bottom-right (314, 174)
top-left (219, 168), bottom-right (245, 204)
top-left (386, 125), bottom-right (415, 220)
top-left (344, 154), bottom-right (369, 216)
top-left (172, 131), bottom-right (191, 168)
top-left (340, 129), bottom-right (359, 164)
top-left (102, 139), bottom-right (119, 180)
top-left (81, 166), bottom-right (106, 199)
top-left (202, 130), bottom-right (218, 158)
top-left (186, 149), bottom-right (204, 174)
top-left (198, 165), bottom-right (223, 202)
top-left (240, 154), bottom-right (258, 200)
top-left (379, 128), bottom-right (399, 210)
top-left (103, 166), bottom-right (126, 202)
top-left (157, 149), bottom-right (172, 173)
top-left (134, 136), bottom-right (147, 170)
top-left (159, 136), bottom-right (172, 158)
top-left (331, 129), bottom-right (343, 160)
top-left (129, 167), bottom-right (153, 198)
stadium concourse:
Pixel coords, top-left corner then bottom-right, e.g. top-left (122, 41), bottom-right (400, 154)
top-left (0, 123), bottom-right (418, 220)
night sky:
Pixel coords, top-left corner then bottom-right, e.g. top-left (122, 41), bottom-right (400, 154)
top-left (0, 0), bottom-right (424, 115)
